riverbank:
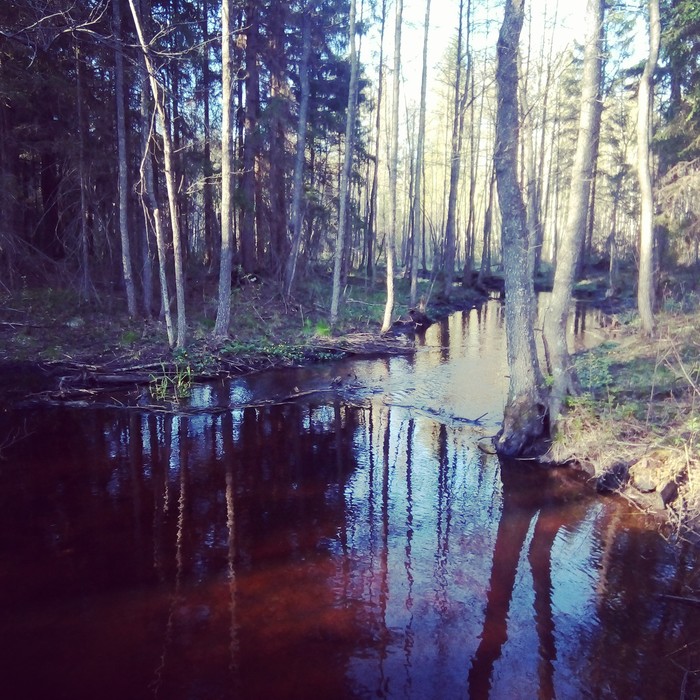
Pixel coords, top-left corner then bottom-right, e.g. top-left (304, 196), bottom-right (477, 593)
top-left (545, 302), bottom-right (700, 541)
top-left (0, 275), bottom-right (485, 400)
top-left (2, 274), bottom-right (699, 538)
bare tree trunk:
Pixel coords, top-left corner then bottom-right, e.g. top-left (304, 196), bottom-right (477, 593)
top-left (380, 0), bottom-right (403, 332)
top-left (214, 0), bottom-right (234, 337)
top-left (478, 166), bottom-right (496, 283)
top-left (201, 0), bottom-right (216, 269)
top-left (409, 0), bottom-right (430, 308)
top-left (443, 0), bottom-right (468, 298)
top-left (637, 0), bottom-right (660, 335)
top-left (284, 2), bottom-right (311, 298)
top-left (543, 0), bottom-right (604, 423)
top-left (366, 0), bottom-right (387, 286)
top-left (240, 0), bottom-right (260, 273)
top-left (330, 0), bottom-right (359, 327)
top-left (129, 0), bottom-right (187, 347)
top-left (75, 41), bottom-right (91, 302)
top-left (113, 0), bottom-right (137, 316)
top-left (494, 0), bottom-right (546, 458)
top-left (139, 66), bottom-right (174, 345)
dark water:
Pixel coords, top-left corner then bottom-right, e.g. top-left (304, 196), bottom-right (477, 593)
top-left (1, 302), bottom-right (699, 700)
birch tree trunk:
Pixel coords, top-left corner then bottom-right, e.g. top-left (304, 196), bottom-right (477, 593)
top-left (380, 0), bottom-right (403, 332)
top-left (284, 2), bottom-right (311, 298)
top-left (330, 0), bottom-right (359, 327)
top-left (128, 0), bottom-right (187, 347)
top-left (113, 0), bottom-right (137, 316)
top-left (214, 0), bottom-right (234, 337)
top-left (543, 0), bottom-right (604, 423)
top-left (494, 0), bottom-right (546, 458)
top-left (637, 0), bottom-right (660, 335)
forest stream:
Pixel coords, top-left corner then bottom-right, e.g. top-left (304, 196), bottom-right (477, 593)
top-left (1, 300), bottom-right (699, 699)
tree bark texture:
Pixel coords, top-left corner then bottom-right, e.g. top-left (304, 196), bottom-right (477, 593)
top-left (113, 0), bottom-right (137, 316)
top-left (494, 0), bottom-right (546, 458)
top-left (129, 0), bottom-right (187, 347)
top-left (410, 0), bottom-right (429, 309)
top-left (443, 0), bottom-right (467, 298)
top-left (214, 0), bottom-right (234, 337)
top-left (380, 0), bottom-right (403, 333)
top-left (139, 64), bottom-right (174, 345)
top-left (543, 0), bottom-right (604, 423)
top-left (240, 0), bottom-right (260, 273)
top-left (330, 0), bottom-right (359, 327)
top-left (284, 3), bottom-right (311, 298)
top-left (637, 0), bottom-right (660, 335)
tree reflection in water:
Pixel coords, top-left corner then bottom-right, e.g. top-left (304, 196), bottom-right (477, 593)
top-left (468, 461), bottom-right (562, 699)
top-left (0, 375), bottom-right (699, 699)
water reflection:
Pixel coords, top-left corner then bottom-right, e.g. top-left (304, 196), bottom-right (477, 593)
top-left (0, 305), bottom-right (698, 699)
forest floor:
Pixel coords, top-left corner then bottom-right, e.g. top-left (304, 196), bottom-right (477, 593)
top-left (1, 270), bottom-right (699, 539)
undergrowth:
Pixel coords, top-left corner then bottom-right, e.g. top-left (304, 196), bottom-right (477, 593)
top-left (551, 306), bottom-right (700, 537)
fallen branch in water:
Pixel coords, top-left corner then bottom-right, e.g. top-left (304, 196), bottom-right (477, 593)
top-left (382, 400), bottom-right (487, 425)
top-left (658, 594), bottom-right (700, 608)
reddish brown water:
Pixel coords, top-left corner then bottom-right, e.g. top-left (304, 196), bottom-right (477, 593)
top-left (1, 302), bottom-right (699, 699)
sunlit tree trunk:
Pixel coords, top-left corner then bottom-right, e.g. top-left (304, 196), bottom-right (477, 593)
top-left (543, 0), bottom-right (604, 423)
top-left (330, 0), bottom-right (359, 327)
top-left (380, 0), bottom-right (403, 332)
top-left (637, 0), bottom-right (660, 335)
top-left (129, 0), bottom-right (187, 347)
top-left (285, 2), bottom-right (311, 298)
top-left (494, 0), bottom-right (546, 458)
top-left (214, 0), bottom-right (234, 337)
top-left (113, 0), bottom-right (137, 316)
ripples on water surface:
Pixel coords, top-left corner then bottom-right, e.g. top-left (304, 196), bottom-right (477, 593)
top-left (0, 301), bottom-right (698, 699)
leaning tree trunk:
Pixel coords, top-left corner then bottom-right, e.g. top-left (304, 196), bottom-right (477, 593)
top-left (543, 0), bottom-right (604, 423)
top-left (637, 0), bottom-right (660, 336)
top-left (494, 0), bottom-right (546, 458)
top-left (128, 0), bottom-right (187, 347)
top-left (330, 0), bottom-right (359, 327)
top-left (214, 0), bottom-right (234, 337)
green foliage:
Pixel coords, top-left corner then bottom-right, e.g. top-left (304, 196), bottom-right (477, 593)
top-left (574, 342), bottom-right (617, 392)
top-left (149, 363), bottom-right (193, 402)
top-left (304, 318), bottom-right (331, 337)
top-left (120, 330), bottom-right (140, 346)
top-left (221, 339), bottom-right (307, 364)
